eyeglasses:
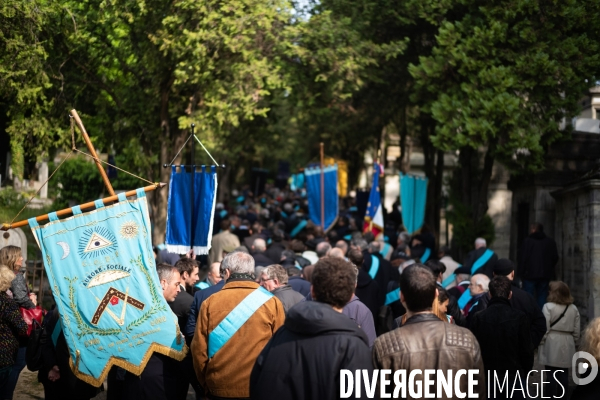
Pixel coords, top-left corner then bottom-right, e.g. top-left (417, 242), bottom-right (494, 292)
top-left (259, 278), bottom-right (274, 283)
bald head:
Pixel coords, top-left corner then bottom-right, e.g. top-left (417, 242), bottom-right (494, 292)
top-left (316, 242), bottom-right (332, 258)
top-left (253, 238), bottom-right (267, 252)
top-left (328, 247), bottom-right (345, 259)
top-left (475, 238), bottom-right (486, 249)
top-left (335, 240), bottom-right (348, 255)
top-left (207, 262), bottom-right (222, 286)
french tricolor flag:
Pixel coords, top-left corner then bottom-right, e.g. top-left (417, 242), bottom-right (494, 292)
top-left (363, 163), bottom-right (384, 238)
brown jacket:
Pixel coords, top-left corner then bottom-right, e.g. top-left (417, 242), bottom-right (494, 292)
top-left (373, 313), bottom-right (486, 399)
top-left (191, 280), bottom-right (285, 398)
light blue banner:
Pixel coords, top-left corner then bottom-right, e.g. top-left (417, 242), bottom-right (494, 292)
top-left (29, 189), bottom-right (187, 387)
top-left (400, 174), bottom-right (428, 234)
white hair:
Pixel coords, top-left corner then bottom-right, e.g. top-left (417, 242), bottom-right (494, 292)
top-left (475, 238), bottom-right (487, 248)
top-left (471, 274), bottom-right (490, 292)
top-left (253, 238), bottom-right (267, 252)
top-left (225, 251), bottom-right (255, 275)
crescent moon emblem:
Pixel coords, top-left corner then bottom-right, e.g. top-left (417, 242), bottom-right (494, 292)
top-left (57, 241), bottom-right (70, 260)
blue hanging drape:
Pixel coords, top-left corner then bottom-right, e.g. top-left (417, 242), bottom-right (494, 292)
top-left (305, 165), bottom-right (338, 231)
top-left (166, 165), bottom-right (217, 254)
top-left (400, 173), bottom-right (428, 234)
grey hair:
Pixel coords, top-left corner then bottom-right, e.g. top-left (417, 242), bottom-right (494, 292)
top-left (263, 264), bottom-right (288, 285)
top-left (156, 263), bottom-right (177, 282)
top-left (398, 232), bottom-right (411, 245)
top-left (368, 241), bottom-right (380, 253)
top-left (472, 274), bottom-right (490, 291)
top-left (351, 238), bottom-right (368, 251)
top-left (253, 238), bottom-right (267, 252)
top-left (316, 242), bottom-right (332, 258)
top-left (225, 251), bottom-right (255, 275)
top-left (475, 237), bottom-right (487, 247)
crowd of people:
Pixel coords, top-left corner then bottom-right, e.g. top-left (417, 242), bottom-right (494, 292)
top-left (0, 187), bottom-right (598, 399)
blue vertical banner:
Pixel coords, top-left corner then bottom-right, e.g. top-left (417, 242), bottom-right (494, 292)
top-left (28, 189), bottom-right (187, 387)
top-left (400, 174), bottom-right (428, 234)
top-left (305, 165), bottom-right (338, 231)
top-left (165, 165), bottom-right (218, 254)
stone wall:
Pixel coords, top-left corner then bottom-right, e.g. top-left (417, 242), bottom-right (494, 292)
top-left (552, 179), bottom-right (600, 324)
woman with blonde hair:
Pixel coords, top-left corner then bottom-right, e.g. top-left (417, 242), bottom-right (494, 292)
top-left (538, 281), bottom-right (580, 397)
top-left (0, 246), bottom-right (36, 400)
top-left (0, 265), bottom-right (27, 390)
top-left (572, 317), bottom-right (600, 399)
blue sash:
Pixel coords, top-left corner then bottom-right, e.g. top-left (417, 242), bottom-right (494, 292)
top-left (51, 320), bottom-right (63, 347)
top-left (196, 281), bottom-right (210, 290)
top-left (380, 243), bottom-right (391, 258)
top-left (441, 264), bottom-right (462, 288)
top-left (457, 288), bottom-right (472, 309)
top-left (471, 249), bottom-right (494, 274)
top-left (368, 255), bottom-right (380, 279)
top-left (208, 287), bottom-right (273, 358)
top-left (385, 288), bottom-right (400, 306)
top-left (441, 274), bottom-right (456, 288)
top-left (421, 248), bottom-right (431, 263)
top-left (290, 220), bottom-right (307, 238)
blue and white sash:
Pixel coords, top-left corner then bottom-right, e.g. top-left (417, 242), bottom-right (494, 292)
top-left (208, 287), bottom-right (273, 358)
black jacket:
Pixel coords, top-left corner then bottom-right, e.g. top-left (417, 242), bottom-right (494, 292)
top-left (509, 284), bottom-right (547, 348)
top-left (470, 297), bottom-right (534, 377)
top-left (250, 301), bottom-right (373, 400)
top-left (518, 231), bottom-right (558, 280)
top-left (362, 251), bottom-right (391, 308)
top-left (463, 247), bottom-right (498, 278)
top-left (252, 252), bottom-right (274, 267)
top-left (38, 309), bottom-right (100, 400)
top-left (265, 242), bottom-right (286, 264)
top-left (355, 269), bottom-right (380, 319)
top-left (168, 285), bottom-right (193, 334)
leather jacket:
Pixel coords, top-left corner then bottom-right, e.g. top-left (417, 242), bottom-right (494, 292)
top-left (373, 313), bottom-right (486, 399)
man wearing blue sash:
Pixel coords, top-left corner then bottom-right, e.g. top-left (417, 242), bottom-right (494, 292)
top-left (192, 252), bottom-right (285, 399)
top-left (463, 237), bottom-right (498, 278)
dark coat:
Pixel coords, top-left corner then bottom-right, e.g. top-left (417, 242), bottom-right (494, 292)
top-left (265, 242), bottom-right (286, 264)
top-left (184, 280), bottom-right (225, 340)
top-left (0, 292), bottom-right (27, 369)
top-left (361, 251), bottom-right (391, 308)
top-left (39, 309), bottom-right (99, 400)
top-left (304, 293), bottom-right (377, 347)
top-left (518, 231), bottom-right (558, 280)
top-left (470, 297), bottom-right (534, 377)
top-left (354, 269), bottom-right (380, 319)
top-left (463, 247), bottom-right (498, 278)
top-left (509, 284), bottom-right (547, 348)
top-left (271, 285), bottom-right (304, 313)
top-left (287, 276), bottom-right (311, 297)
top-left (250, 301), bottom-right (373, 400)
top-left (252, 252), bottom-right (274, 267)
top-left (571, 373), bottom-right (600, 400)
top-left (168, 286), bottom-right (193, 335)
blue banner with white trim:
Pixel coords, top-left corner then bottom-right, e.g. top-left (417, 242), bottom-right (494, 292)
top-left (165, 166), bottom-right (218, 255)
top-left (305, 165), bottom-right (339, 231)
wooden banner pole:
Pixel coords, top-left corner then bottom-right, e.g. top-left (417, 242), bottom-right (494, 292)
top-left (1, 183), bottom-right (165, 231)
top-left (320, 142), bottom-right (325, 231)
top-left (70, 109), bottom-right (116, 196)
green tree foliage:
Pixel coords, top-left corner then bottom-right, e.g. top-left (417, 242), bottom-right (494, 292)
top-left (51, 157), bottom-right (104, 208)
top-left (0, 0), bottom-right (68, 178)
top-left (410, 0), bottom-right (600, 238)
